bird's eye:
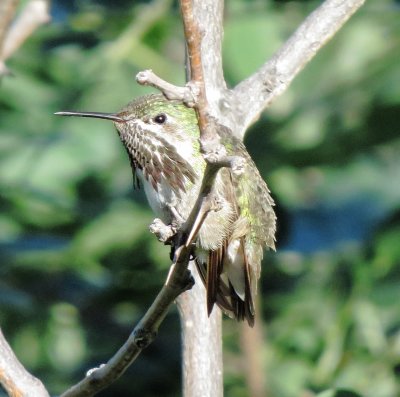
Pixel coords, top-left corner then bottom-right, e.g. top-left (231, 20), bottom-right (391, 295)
top-left (153, 114), bottom-right (167, 124)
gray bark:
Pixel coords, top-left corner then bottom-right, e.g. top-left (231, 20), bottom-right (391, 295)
top-left (177, 264), bottom-right (223, 397)
top-left (0, 328), bottom-right (50, 397)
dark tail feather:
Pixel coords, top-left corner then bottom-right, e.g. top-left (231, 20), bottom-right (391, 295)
top-left (206, 249), bottom-right (222, 316)
top-left (228, 237), bottom-right (255, 326)
top-left (194, 242), bottom-right (255, 327)
top-left (229, 284), bottom-right (255, 327)
top-left (243, 247), bottom-right (255, 326)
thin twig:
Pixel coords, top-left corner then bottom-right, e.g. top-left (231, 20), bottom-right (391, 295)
top-left (136, 69), bottom-right (198, 106)
top-left (2, 0), bottom-right (50, 60)
top-left (60, 253), bottom-right (194, 397)
top-left (180, 0), bottom-right (212, 143)
top-left (176, 2), bottom-right (227, 397)
top-left (190, 0), bottom-right (226, 101)
top-left (0, 0), bottom-right (19, 76)
top-left (0, 0), bottom-right (50, 77)
top-left (0, 0), bottom-right (19, 50)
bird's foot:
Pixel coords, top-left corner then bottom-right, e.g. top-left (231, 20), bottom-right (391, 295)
top-left (149, 218), bottom-right (176, 243)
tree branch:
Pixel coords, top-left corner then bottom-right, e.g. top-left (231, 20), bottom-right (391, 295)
top-left (59, 254), bottom-right (194, 397)
top-left (0, 0), bottom-right (19, 77)
top-left (0, 0), bottom-right (50, 77)
top-left (0, 0), bottom-right (18, 48)
top-left (136, 69), bottom-right (198, 106)
top-left (232, 0), bottom-right (366, 138)
top-left (177, 265), bottom-right (223, 397)
top-left (176, 2), bottom-right (227, 397)
top-left (180, 0), bottom-right (210, 141)
top-left (0, 328), bottom-right (50, 397)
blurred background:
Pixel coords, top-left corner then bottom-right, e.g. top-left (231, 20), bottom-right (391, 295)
top-left (0, 0), bottom-right (399, 396)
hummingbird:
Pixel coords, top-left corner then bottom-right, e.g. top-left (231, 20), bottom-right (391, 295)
top-left (56, 94), bottom-right (276, 326)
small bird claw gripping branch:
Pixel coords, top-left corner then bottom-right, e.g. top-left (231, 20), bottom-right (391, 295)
top-left (149, 218), bottom-right (176, 243)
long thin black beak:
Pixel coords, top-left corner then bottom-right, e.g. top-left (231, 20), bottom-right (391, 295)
top-left (54, 111), bottom-right (125, 123)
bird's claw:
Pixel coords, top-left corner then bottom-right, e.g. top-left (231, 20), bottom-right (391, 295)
top-left (149, 218), bottom-right (175, 243)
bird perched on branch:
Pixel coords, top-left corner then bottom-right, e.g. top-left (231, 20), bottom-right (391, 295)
top-left (56, 94), bottom-right (276, 326)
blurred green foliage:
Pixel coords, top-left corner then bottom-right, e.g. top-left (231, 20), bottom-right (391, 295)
top-left (1, 0), bottom-right (399, 396)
